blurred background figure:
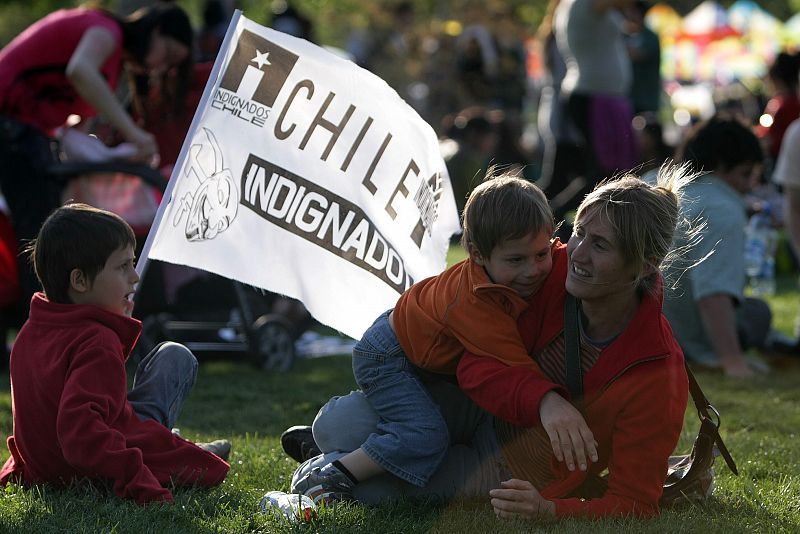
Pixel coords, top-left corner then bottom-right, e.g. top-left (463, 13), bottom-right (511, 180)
top-left (270, 1), bottom-right (315, 43)
top-left (664, 115), bottom-right (773, 379)
top-left (768, 87), bottom-right (800, 355)
top-left (553, 0), bottom-right (639, 236)
top-left (197, 0), bottom-right (235, 62)
top-left (631, 112), bottom-right (673, 181)
top-left (532, 0), bottom-right (584, 219)
top-left (756, 51), bottom-right (800, 166)
top-left (0, 2), bottom-right (193, 315)
top-left (440, 107), bottom-right (498, 217)
top-left (422, 25), bottom-right (460, 136)
top-left (347, 1), bottom-right (420, 108)
top-left (487, 6), bottom-right (530, 171)
top-left (455, 1), bottom-right (499, 109)
top-left (624, 0), bottom-right (662, 116)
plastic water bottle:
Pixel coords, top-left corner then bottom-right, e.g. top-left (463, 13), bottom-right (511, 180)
top-left (744, 205), bottom-right (777, 296)
top-left (259, 491), bottom-right (316, 522)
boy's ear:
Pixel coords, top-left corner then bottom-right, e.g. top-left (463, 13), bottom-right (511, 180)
top-left (69, 268), bottom-right (89, 293)
top-left (467, 244), bottom-right (486, 266)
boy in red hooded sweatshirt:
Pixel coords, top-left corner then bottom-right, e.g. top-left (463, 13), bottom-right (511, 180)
top-left (0, 203), bottom-right (230, 504)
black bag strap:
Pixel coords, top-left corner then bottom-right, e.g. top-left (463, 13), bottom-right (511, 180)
top-left (684, 363), bottom-right (738, 475)
top-left (563, 294), bottom-right (738, 476)
top-left (564, 293), bottom-right (583, 400)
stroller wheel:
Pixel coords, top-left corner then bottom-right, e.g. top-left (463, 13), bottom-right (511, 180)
top-left (252, 314), bottom-right (295, 371)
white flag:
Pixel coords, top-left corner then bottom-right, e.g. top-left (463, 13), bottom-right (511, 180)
top-left (145, 13), bottom-right (460, 340)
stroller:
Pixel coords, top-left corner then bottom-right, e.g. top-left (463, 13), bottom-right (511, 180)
top-left (134, 261), bottom-right (312, 371)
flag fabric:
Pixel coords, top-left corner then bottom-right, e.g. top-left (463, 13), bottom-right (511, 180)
top-left (146, 13), bottom-right (460, 340)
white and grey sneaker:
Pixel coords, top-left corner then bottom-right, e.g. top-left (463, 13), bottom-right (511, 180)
top-left (291, 463), bottom-right (354, 505)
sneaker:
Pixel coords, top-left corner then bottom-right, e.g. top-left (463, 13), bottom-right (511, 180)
top-left (281, 425), bottom-right (321, 463)
top-left (197, 439), bottom-right (232, 461)
top-left (765, 330), bottom-right (800, 355)
top-left (291, 464), bottom-right (354, 505)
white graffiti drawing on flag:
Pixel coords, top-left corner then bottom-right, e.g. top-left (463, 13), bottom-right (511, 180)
top-left (172, 127), bottom-right (239, 241)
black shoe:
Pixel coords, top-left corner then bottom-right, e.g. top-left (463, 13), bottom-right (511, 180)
top-left (281, 425), bottom-right (321, 463)
top-left (765, 331), bottom-right (800, 356)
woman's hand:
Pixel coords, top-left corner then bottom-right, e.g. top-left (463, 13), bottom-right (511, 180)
top-left (124, 126), bottom-right (160, 167)
top-left (489, 479), bottom-right (555, 519)
top-left (539, 391), bottom-right (598, 471)
top-left (66, 26), bottom-right (160, 167)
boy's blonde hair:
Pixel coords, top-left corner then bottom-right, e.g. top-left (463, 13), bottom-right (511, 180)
top-left (460, 170), bottom-right (554, 258)
top-left (29, 203), bottom-right (137, 304)
top-left (574, 163), bottom-right (698, 295)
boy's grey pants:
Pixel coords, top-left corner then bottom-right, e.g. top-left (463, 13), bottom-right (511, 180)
top-left (127, 342), bottom-right (198, 430)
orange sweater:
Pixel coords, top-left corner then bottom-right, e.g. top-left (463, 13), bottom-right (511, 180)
top-left (392, 243), bottom-right (567, 374)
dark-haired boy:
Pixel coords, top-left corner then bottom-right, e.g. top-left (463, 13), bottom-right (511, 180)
top-left (0, 203), bottom-right (230, 504)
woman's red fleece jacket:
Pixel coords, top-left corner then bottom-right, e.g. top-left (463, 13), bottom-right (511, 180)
top-left (458, 274), bottom-right (689, 518)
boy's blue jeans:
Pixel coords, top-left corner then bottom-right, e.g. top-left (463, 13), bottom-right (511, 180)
top-left (127, 342), bottom-right (198, 429)
top-left (301, 381), bottom-right (508, 503)
top-left (351, 310), bottom-right (449, 487)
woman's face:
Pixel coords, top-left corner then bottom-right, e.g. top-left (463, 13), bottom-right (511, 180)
top-left (566, 209), bottom-right (639, 302)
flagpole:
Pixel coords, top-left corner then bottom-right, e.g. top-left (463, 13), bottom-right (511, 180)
top-left (134, 9), bottom-right (243, 289)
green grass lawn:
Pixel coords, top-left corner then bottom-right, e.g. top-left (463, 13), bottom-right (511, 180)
top-left (0, 267), bottom-right (798, 532)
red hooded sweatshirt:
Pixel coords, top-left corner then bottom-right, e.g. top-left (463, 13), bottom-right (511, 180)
top-left (0, 294), bottom-right (229, 504)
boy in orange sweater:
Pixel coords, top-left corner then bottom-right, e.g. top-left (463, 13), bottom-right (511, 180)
top-left (291, 173), bottom-right (565, 503)
top-left (0, 203), bottom-right (230, 504)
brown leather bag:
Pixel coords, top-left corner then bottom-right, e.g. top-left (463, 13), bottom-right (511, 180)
top-left (659, 365), bottom-right (738, 506)
top-left (564, 295), bottom-right (739, 507)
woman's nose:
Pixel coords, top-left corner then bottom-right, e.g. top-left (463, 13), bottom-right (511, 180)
top-left (568, 236), bottom-right (587, 260)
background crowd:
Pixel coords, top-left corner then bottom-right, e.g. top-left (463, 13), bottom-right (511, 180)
top-left (0, 0), bottom-right (799, 378)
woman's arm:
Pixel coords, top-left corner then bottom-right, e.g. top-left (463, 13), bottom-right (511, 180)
top-left (785, 185), bottom-right (800, 259)
top-left (490, 479), bottom-right (556, 519)
top-left (65, 26), bottom-right (157, 162)
top-left (549, 363), bottom-right (687, 518)
top-left (489, 363), bottom-right (686, 520)
top-left (457, 351), bottom-right (559, 427)
top-left (698, 293), bottom-right (753, 378)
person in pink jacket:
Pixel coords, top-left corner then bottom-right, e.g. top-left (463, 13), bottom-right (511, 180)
top-left (0, 4), bottom-right (193, 313)
top-left (0, 204), bottom-right (229, 505)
